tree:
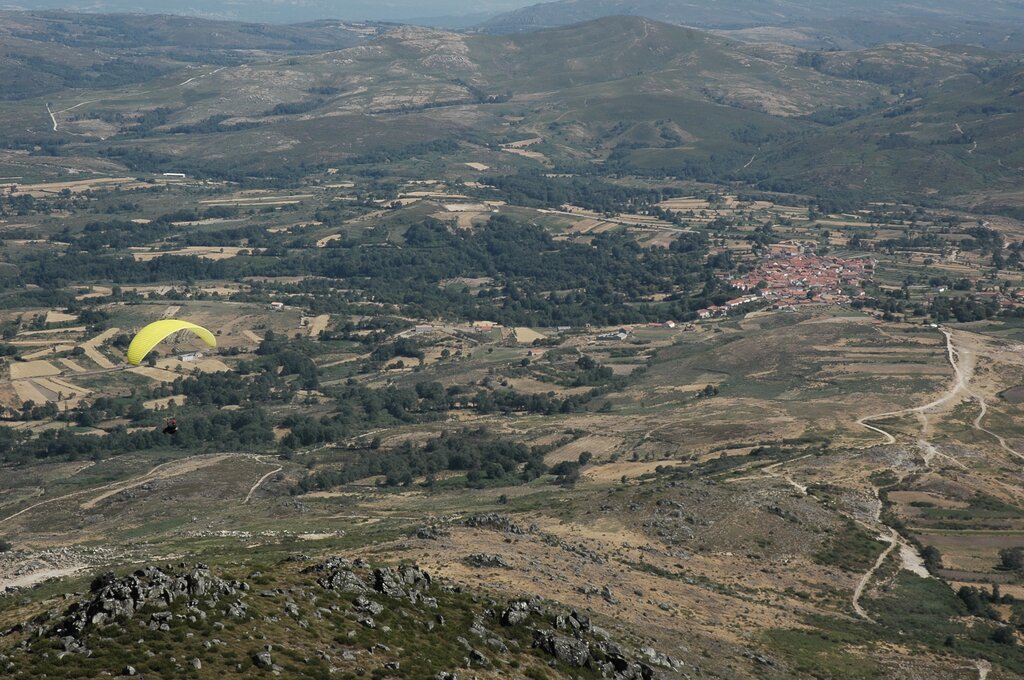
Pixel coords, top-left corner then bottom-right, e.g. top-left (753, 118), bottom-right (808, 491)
top-left (0, 538), bottom-right (11, 553)
top-left (992, 627), bottom-right (1017, 646)
top-left (578, 451), bottom-right (593, 466)
top-left (999, 547), bottom-right (1024, 571)
top-left (921, 545), bottom-right (942, 573)
top-left (550, 460), bottom-right (581, 485)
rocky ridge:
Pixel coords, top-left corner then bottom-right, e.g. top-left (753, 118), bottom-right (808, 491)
top-left (0, 556), bottom-right (685, 679)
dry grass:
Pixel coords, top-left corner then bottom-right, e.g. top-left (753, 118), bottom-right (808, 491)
top-left (129, 246), bottom-right (250, 261)
top-left (44, 310), bottom-right (78, 324)
top-left (58, 358), bottom-right (87, 373)
top-left (513, 327), bottom-right (546, 344)
top-left (18, 327), bottom-right (87, 337)
top-left (9, 361), bottom-right (61, 380)
top-left (143, 396), bottom-right (188, 410)
top-left (305, 314), bottom-right (330, 337)
top-left (545, 435), bottom-right (625, 464)
top-left (22, 345), bottom-right (74, 360)
top-left (8, 176), bottom-right (144, 197)
top-left (12, 381), bottom-right (50, 405)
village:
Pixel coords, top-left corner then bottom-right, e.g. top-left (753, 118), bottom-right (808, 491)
top-left (698, 243), bottom-right (874, 319)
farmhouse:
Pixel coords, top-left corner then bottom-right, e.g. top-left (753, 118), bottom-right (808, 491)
top-left (725, 296), bottom-right (759, 309)
top-left (697, 306), bottom-right (726, 319)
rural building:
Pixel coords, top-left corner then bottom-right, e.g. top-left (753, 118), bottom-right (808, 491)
top-left (697, 306), bottom-right (727, 319)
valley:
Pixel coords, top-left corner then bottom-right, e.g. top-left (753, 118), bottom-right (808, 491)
top-left (1, 8), bottom-right (1024, 679)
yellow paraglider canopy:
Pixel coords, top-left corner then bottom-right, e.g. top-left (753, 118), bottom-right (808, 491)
top-left (126, 320), bottom-right (216, 366)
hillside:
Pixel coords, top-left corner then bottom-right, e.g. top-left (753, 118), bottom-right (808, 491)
top-left (0, 11), bottom-right (381, 100)
top-left (737, 54), bottom-right (1024, 206)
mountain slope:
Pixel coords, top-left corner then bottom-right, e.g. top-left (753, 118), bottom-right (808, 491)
top-left (744, 63), bottom-right (1024, 204)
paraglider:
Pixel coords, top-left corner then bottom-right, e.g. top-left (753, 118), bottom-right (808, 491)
top-left (126, 320), bottom-right (216, 366)
top-left (126, 320), bottom-right (215, 435)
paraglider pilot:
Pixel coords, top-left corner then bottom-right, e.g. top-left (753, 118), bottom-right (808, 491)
top-left (162, 418), bottom-right (178, 435)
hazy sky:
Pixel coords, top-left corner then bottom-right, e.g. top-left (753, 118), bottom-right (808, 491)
top-left (0, 0), bottom-right (543, 22)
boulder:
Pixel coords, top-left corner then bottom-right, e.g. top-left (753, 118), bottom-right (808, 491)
top-left (501, 601), bottom-right (530, 626)
top-left (534, 631), bottom-right (591, 668)
top-left (463, 514), bottom-right (532, 534)
top-left (463, 554), bottom-right (511, 569)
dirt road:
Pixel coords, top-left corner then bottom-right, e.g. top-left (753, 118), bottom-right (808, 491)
top-left (0, 452), bottom-right (276, 526)
top-left (850, 328), bottom-right (1024, 621)
top-left (243, 456), bottom-right (284, 504)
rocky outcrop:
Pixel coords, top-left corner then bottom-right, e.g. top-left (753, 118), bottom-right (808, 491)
top-left (463, 553), bottom-right (511, 569)
top-left (463, 514), bottom-right (535, 534)
top-left (2, 556), bottom-right (679, 680)
top-left (533, 629), bottom-right (660, 679)
top-left (305, 558), bottom-right (370, 594)
top-left (310, 558), bottom-right (435, 607)
top-left (416, 525), bottom-right (451, 540)
top-left (54, 564), bottom-right (248, 640)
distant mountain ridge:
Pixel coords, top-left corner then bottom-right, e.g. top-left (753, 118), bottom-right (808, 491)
top-left (0, 15), bottom-right (1021, 206)
top-left (0, 11), bottom-right (378, 51)
top-left (0, 10), bottom-right (385, 100)
top-left (0, 0), bottom-right (537, 23)
top-left (479, 0), bottom-right (1024, 50)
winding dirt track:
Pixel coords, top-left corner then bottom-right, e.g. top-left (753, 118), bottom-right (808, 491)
top-left (851, 329), bottom-right (965, 622)
top-left (45, 103), bottom-right (57, 131)
top-left (243, 456), bottom-right (284, 504)
top-left (852, 328), bottom-right (1023, 626)
top-left (854, 330), bottom-right (970, 443)
top-left (850, 489), bottom-right (901, 622)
